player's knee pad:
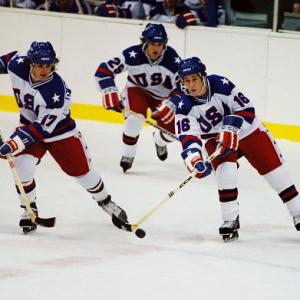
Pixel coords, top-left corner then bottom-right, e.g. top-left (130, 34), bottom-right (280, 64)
top-left (123, 115), bottom-right (144, 137)
top-left (14, 154), bottom-right (38, 182)
top-left (75, 169), bottom-right (102, 190)
top-left (263, 164), bottom-right (294, 193)
top-left (215, 162), bottom-right (238, 190)
top-left (153, 130), bottom-right (173, 146)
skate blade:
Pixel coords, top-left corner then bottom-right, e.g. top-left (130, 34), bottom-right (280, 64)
top-left (222, 231), bottom-right (239, 243)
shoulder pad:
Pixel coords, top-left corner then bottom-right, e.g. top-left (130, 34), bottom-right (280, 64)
top-left (175, 95), bottom-right (195, 115)
top-left (34, 73), bottom-right (69, 109)
top-left (8, 54), bottom-right (30, 81)
top-left (123, 45), bottom-right (148, 66)
top-left (207, 75), bottom-right (235, 96)
top-left (161, 46), bottom-right (181, 74)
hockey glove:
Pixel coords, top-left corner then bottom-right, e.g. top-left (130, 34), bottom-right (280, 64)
top-left (217, 115), bottom-right (243, 156)
top-left (0, 127), bottom-right (36, 156)
top-left (181, 148), bottom-right (212, 179)
top-left (151, 100), bottom-right (176, 124)
top-left (176, 12), bottom-right (197, 29)
top-left (102, 87), bottom-right (123, 112)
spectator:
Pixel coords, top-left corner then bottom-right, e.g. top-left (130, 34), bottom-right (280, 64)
top-left (149, 0), bottom-right (183, 23)
top-left (175, 0), bottom-right (207, 29)
top-left (39, 0), bottom-right (92, 14)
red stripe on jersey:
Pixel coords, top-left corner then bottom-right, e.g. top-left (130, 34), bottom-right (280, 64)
top-left (27, 124), bottom-right (45, 140)
top-left (97, 67), bottom-right (113, 77)
top-left (5, 53), bottom-right (11, 63)
top-left (53, 119), bottom-right (75, 135)
top-left (184, 13), bottom-right (197, 23)
top-left (235, 111), bottom-right (255, 119)
top-left (181, 135), bottom-right (202, 146)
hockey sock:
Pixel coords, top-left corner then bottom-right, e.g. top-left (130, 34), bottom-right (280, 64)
top-left (153, 130), bottom-right (173, 147)
top-left (16, 179), bottom-right (37, 206)
top-left (219, 188), bottom-right (239, 221)
top-left (279, 185), bottom-right (300, 217)
top-left (75, 169), bottom-right (108, 202)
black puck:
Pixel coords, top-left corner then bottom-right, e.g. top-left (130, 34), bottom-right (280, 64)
top-left (135, 228), bottom-right (146, 239)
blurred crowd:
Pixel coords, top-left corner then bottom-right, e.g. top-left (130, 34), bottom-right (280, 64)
top-left (1, 0), bottom-right (300, 30)
top-left (0, 0), bottom-right (225, 29)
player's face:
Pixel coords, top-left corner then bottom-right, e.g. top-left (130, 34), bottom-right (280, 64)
top-left (30, 64), bottom-right (53, 82)
top-left (146, 42), bottom-right (165, 61)
top-left (183, 74), bottom-right (206, 97)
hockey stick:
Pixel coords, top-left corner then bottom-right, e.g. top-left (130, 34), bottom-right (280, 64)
top-left (112, 170), bottom-right (196, 233)
top-left (124, 107), bottom-right (179, 141)
top-left (112, 148), bottom-right (221, 233)
top-left (0, 132), bottom-right (56, 227)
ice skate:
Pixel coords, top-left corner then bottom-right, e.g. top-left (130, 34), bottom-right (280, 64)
top-left (19, 203), bottom-right (38, 234)
top-left (155, 143), bottom-right (168, 161)
top-left (120, 156), bottom-right (134, 173)
top-left (293, 215), bottom-right (300, 231)
top-left (98, 195), bottom-right (128, 223)
top-left (219, 216), bottom-right (240, 242)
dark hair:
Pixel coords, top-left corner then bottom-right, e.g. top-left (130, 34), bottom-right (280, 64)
top-left (24, 57), bottom-right (60, 71)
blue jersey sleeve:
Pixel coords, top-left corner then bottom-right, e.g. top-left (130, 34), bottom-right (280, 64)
top-left (0, 51), bottom-right (18, 74)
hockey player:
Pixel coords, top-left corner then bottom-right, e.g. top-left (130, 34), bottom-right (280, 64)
top-left (0, 41), bottom-right (128, 234)
top-left (95, 23), bottom-right (181, 173)
top-left (175, 57), bottom-right (300, 242)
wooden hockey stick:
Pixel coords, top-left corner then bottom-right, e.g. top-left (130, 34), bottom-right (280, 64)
top-left (112, 148), bottom-right (221, 233)
top-left (0, 132), bottom-right (56, 227)
top-left (124, 107), bottom-right (179, 141)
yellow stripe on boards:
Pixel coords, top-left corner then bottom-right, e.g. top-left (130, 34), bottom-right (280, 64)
top-left (71, 103), bottom-right (125, 124)
top-left (0, 94), bottom-right (18, 112)
top-left (1, 94), bottom-right (299, 142)
top-left (263, 123), bottom-right (300, 143)
top-left (0, 94), bottom-right (125, 124)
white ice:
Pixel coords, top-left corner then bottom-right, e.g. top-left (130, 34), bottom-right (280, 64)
top-left (0, 111), bottom-right (300, 300)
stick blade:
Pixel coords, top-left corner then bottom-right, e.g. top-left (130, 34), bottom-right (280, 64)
top-left (35, 216), bottom-right (56, 228)
top-left (112, 214), bottom-right (132, 232)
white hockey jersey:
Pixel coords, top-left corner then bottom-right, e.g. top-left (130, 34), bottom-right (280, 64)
top-left (175, 75), bottom-right (261, 152)
top-left (0, 51), bottom-right (76, 142)
top-left (95, 44), bottom-right (181, 101)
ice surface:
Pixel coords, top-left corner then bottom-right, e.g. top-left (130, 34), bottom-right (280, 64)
top-left (0, 112), bottom-right (299, 300)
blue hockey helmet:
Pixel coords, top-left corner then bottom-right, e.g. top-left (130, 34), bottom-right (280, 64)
top-left (141, 23), bottom-right (168, 45)
top-left (178, 57), bottom-right (207, 79)
top-left (27, 41), bottom-right (56, 65)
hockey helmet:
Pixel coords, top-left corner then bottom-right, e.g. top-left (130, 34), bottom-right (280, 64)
top-left (27, 41), bottom-right (56, 65)
top-left (141, 23), bottom-right (168, 45)
top-left (178, 57), bottom-right (207, 79)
